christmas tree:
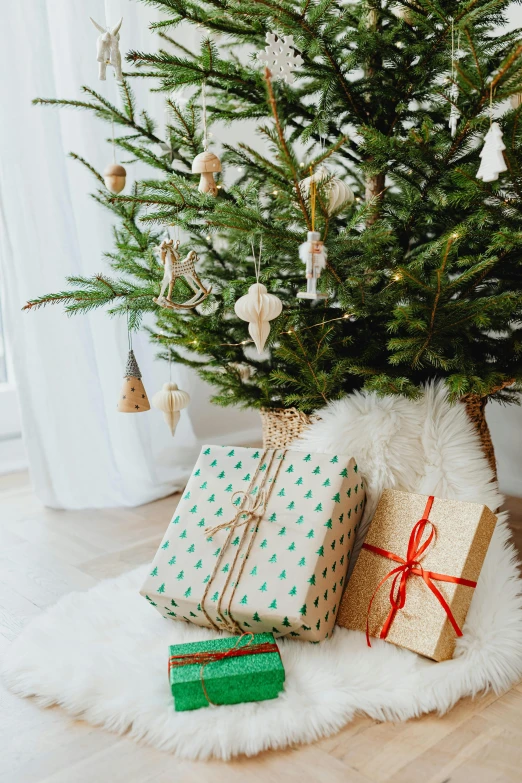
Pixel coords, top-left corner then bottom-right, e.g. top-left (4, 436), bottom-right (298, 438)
top-left (26, 1), bottom-right (522, 420)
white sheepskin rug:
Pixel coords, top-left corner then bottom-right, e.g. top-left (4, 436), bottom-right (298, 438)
top-left (3, 382), bottom-right (522, 760)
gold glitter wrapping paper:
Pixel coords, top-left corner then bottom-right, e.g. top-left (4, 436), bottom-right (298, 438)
top-left (337, 489), bottom-right (497, 661)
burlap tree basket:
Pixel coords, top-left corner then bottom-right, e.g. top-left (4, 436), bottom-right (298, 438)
top-left (260, 389), bottom-right (508, 481)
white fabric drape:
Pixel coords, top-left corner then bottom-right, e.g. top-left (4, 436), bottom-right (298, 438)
top-left (0, 0), bottom-right (260, 509)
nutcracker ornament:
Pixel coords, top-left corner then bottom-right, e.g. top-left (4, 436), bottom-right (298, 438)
top-left (297, 232), bottom-right (328, 300)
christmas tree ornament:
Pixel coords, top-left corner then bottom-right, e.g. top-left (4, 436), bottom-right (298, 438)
top-left (192, 151), bottom-right (221, 196)
top-left (234, 284), bottom-right (282, 354)
top-left (297, 232), bottom-right (328, 300)
top-left (152, 382), bottom-right (190, 436)
top-left (90, 17), bottom-right (123, 82)
top-left (192, 81), bottom-right (221, 196)
top-left (118, 349), bottom-right (150, 413)
top-left (153, 239), bottom-right (212, 310)
top-left (297, 172), bottom-right (328, 300)
top-left (103, 163), bottom-right (126, 194)
top-left (448, 22), bottom-right (461, 138)
top-left (476, 122), bottom-right (507, 183)
top-left (234, 241), bottom-right (282, 354)
top-left (228, 362), bottom-right (254, 382)
top-left (257, 32), bottom-right (304, 84)
top-left (299, 165), bottom-right (354, 214)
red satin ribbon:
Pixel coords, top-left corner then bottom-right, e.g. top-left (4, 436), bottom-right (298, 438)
top-left (363, 496), bottom-right (477, 647)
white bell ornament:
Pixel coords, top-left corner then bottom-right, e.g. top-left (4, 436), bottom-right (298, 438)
top-left (299, 166), bottom-right (354, 214)
top-left (151, 382), bottom-right (190, 436)
top-left (234, 283), bottom-right (283, 354)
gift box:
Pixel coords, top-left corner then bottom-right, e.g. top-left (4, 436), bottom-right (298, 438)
top-left (141, 445), bottom-right (365, 642)
top-left (168, 632), bottom-right (285, 711)
top-left (337, 489), bottom-right (497, 661)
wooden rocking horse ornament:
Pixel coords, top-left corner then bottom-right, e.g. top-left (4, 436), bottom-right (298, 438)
top-left (153, 239), bottom-right (212, 311)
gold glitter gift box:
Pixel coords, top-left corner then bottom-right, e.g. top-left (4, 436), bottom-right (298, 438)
top-left (337, 489), bottom-right (497, 661)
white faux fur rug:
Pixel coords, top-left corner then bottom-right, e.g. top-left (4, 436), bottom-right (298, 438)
top-left (3, 383), bottom-right (522, 760)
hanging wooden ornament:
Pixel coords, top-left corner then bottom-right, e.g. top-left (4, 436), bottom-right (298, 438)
top-left (299, 165), bottom-right (354, 214)
top-left (152, 382), bottom-right (190, 436)
top-left (192, 151), bottom-right (221, 196)
top-left (90, 17), bottom-right (123, 82)
top-left (234, 241), bottom-right (282, 354)
top-left (192, 81), bottom-right (221, 196)
top-left (153, 238), bottom-right (212, 311)
top-left (477, 122), bottom-right (507, 183)
top-left (118, 350), bottom-right (150, 413)
top-left (297, 231), bottom-right (328, 300)
top-left (297, 172), bottom-right (328, 300)
top-left (104, 163), bottom-right (126, 194)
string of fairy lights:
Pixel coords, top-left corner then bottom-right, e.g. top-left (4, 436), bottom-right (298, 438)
top-left (153, 312), bottom-right (353, 350)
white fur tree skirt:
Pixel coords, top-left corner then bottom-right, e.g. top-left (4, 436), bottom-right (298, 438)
top-left (3, 384), bottom-right (522, 760)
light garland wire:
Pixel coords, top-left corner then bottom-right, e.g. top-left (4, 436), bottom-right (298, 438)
top-left (153, 312), bottom-right (352, 348)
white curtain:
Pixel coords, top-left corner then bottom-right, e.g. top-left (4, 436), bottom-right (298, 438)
top-left (0, 0), bottom-right (260, 509)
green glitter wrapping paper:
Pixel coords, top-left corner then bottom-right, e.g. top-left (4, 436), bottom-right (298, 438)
top-left (168, 632), bottom-right (285, 711)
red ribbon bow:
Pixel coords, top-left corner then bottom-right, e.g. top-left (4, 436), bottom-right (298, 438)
top-left (363, 496), bottom-right (477, 647)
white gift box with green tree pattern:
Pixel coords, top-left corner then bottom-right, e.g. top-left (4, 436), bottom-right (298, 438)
top-left (140, 446), bottom-right (365, 641)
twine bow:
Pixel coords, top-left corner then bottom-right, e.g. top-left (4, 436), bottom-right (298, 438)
top-left (168, 632), bottom-right (280, 705)
top-left (363, 496), bottom-right (477, 647)
top-left (205, 490), bottom-right (266, 538)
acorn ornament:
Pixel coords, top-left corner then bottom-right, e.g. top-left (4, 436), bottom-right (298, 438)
top-left (234, 283), bottom-right (282, 354)
top-left (118, 350), bottom-right (150, 413)
top-left (299, 165), bottom-right (354, 214)
top-left (151, 382), bottom-right (190, 436)
top-left (104, 163), bottom-right (126, 194)
top-left (192, 151), bottom-right (221, 196)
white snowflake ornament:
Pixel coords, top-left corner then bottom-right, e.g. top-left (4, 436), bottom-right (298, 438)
top-left (477, 122), bottom-right (507, 183)
top-left (257, 32), bottom-right (303, 84)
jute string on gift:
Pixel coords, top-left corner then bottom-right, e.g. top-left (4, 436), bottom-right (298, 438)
top-left (200, 449), bottom-right (287, 633)
top-left (168, 632), bottom-right (280, 705)
top-left (363, 495), bottom-right (477, 646)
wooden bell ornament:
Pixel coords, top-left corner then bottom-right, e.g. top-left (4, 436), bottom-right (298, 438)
top-left (192, 151), bottom-right (221, 196)
top-left (104, 163), bottom-right (127, 194)
top-left (118, 350), bottom-right (150, 413)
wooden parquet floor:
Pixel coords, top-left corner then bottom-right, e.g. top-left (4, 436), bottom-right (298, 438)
top-left (0, 472), bottom-right (521, 783)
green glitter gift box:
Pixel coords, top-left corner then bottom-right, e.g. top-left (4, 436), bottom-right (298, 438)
top-left (168, 632), bottom-right (285, 711)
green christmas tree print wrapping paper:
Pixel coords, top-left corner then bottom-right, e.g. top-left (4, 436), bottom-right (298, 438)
top-left (140, 446), bottom-right (365, 642)
top-left (168, 632), bottom-right (285, 711)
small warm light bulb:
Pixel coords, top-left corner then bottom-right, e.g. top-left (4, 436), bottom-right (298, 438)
top-left (451, 232), bottom-right (459, 238)
top-left (273, 190), bottom-right (278, 195)
top-left (217, 185), bottom-right (222, 189)
top-left (343, 313), bottom-right (350, 318)
top-left (393, 273), bottom-right (402, 281)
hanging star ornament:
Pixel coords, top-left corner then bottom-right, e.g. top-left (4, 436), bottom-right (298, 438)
top-left (257, 32), bottom-right (303, 84)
